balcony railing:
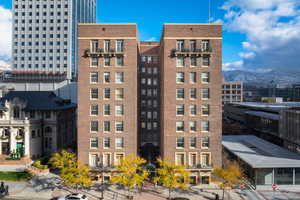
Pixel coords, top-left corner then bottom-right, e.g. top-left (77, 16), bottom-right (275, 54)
top-left (171, 47), bottom-right (212, 57)
top-left (85, 48), bottom-right (125, 57)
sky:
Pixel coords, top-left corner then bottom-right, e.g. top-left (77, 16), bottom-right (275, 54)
top-left (0, 0), bottom-right (300, 72)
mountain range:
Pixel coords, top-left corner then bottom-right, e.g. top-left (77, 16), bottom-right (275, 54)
top-left (223, 70), bottom-right (300, 87)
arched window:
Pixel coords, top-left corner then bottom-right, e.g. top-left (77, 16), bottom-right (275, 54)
top-left (13, 106), bottom-right (20, 119)
top-left (45, 127), bottom-right (52, 133)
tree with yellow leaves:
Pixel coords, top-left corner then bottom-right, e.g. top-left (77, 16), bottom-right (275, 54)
top-left (154, 158), bottom-right (190, 199)
top-left (49, 150), bottom-right (93, 189)
top-left (110, 155), bottom-right (149, 198)
top-left (213, 164), bottom-right (243, 200)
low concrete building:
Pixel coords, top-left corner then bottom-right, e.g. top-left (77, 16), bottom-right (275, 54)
top-left (223, 102), bottom-right (300, 154)
top-left (223, 135), bottom-right (300, 188)
top-left (0, 91), bottom-right (76, 159)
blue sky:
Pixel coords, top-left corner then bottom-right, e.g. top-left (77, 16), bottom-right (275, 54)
top-left (0, 0), bottom-right (300, 72)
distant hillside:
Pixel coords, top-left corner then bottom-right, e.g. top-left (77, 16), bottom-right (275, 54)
top-left (223, 70), bottom-right (300, 86)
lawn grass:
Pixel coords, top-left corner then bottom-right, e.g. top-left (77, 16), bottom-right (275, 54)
top-left (0, 172), bottom-right (32, 181)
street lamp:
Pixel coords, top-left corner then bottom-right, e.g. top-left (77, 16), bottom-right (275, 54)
top-left (98, 163), bottom-right (105, 200)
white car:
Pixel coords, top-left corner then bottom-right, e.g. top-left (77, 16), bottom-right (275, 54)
top-left (57, 193), bottom-right (89, 200)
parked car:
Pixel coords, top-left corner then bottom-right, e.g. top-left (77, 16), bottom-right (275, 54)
top-left (57, 193), bottom-right (88, 200)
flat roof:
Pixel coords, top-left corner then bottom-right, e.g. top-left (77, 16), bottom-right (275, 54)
top-left (245, 111), bottom-right (280, 120)
top-left (222, 135), bottom-right (300, 168)
top-left (229, 102), bottom-right (300, 112)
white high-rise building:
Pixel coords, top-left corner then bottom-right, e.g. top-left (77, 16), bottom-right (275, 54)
top-left (11, 0), bottom-right (96, 81)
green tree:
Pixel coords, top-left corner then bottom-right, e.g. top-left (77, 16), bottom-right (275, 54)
top-left (213, 164), bottom-right (242, 200)
top-left (110, 155), bottom-right (149, 197)
top-left (154, 158), bottom-right (190, 199)
top-left (49, 150), bottom-right (93, 189)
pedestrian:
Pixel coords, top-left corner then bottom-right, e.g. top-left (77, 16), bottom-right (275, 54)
top-left (215, 193), bottom-right (219, 200)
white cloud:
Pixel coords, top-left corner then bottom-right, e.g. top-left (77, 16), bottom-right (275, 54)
top-left (239, 52), bottom-right (255, 59)
top-left (222, 60), bottom-right (244, 71)
top-left (145, 37), bottom-right (157, 42)
top-left (0, 6), bottom-right (12, 68)
top-left (221, 0), bottom-right (300, 72)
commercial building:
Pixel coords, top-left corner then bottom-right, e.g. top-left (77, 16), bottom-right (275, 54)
top-left (224, 102), bottom-right (300, 154)
top-left (0, 91), bottom-right (76, 159)
top-left (222, 81), bottom-right (243, 104)
top-left (11, 0), bottom-right (96, 81)
top-left (223, 135), bottom-right (300, 187)
top-left (77, 23), bottom-right (222, 184)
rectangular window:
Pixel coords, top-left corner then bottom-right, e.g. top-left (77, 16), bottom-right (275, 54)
top-left (104, 88), bottom-right (110, 99)
top-left (201, 72), bottom-right (210, 83)
top-left (103, 154), bottom-right (111, 167)
top-left (202, 137), bottom-right (210, 148)
top-left (104, 121), bottom-right (110, 132)
top-left (176, 72), bottom-right (184, 83)
top-left (91, 57), bottom-right (98, 66)
top-left (189, 153), bottom-right (197, 167)
top-left (115, 138), bottom-right (124, 148)
top-left (90, 72), bottom-right (98, 83)
top-left (202, 104), bottom-right (210, 116)
top-left (176, 121), bottom-right (184, 132)
top-left (176, 88), bottom-right (184, 99)
top-left (190, 88), bottom-right (197, 99)
top-left (176, 57), bottom-right (185, 67)
top-left (115, 72), bottom-right (124, 83)
top-left (104, 56), bottom-right (111, 66)
top-left (201, 121), bottom-right (210, 132)
top-left (104, 40), bottom-right (110, 52)
top-left (115, 88), bottom-right (124, 100)
top-left (91, 40), bottom-right (98, 52)
top-left (115, 121), bottom-right (124, 132)
top-left (202, 40), bottom-right (210, 51)
top-left (116, 56), bottom-right (124, 66)
top-left (190, 137), bottom-right (197, 149)
top-left (90, 137), bottom-right (98, 148)
top-left (116, 40), bottom-right (124, 52)
top-left (104, 137), bottom-right (110, 148)
top-left (203, 56), bottom-right (210, 66)
top-left (115, 153), bottom-right (124, 165)
top-left (201, 153), bottom-right (210, 167)
top-left (176, 40), bottom-right (184, 51)
top-left (175, 153), bottom-right (185, 165)
top-left (189, 121), bottom-right (197, 132)
top-left (90, 104), bottom-right (98, 116)
top-left (190, 72), bottom-right (196, 83)
top-left (190, 40), bottom-right (196, 52)
top-left (104, 105), bottom-right (110, 116)
top-left (176, 137), bottom-right (185, 148)
top-left (90, 121), bottom-right (99, 132)
top-left (90, 88), bottom-right (98, 99)
top-left (176, 105), bottom-right (184, 116)
top-left (190, 105), bottom-right (197, 116)
top-left (104, 72), bottom-right (110, 83)
top-left (202, 88), bottom-right (210, 99)
top-left (115, 105), bottom-right (124, 116)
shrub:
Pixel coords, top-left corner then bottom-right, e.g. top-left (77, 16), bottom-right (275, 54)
top-left (33, 160), bottom-right (48, 170)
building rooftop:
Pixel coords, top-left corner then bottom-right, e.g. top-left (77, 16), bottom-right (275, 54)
top-left (229, 102), bottom-right (300, 112)
top-left (0, 91), bottom-right (76, 111)
top-left (245, 111), bottom-right (280, 120)
top-left (222, 135), bottom-right (300, 168)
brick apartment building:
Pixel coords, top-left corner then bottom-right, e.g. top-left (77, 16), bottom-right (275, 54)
top-left (78, 23), bottom-right (222, 184)
top-left (77, 24), bottom-right (138, 168)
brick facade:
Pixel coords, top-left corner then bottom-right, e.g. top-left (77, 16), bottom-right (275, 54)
top-left (78, 23), bottom-right (222, 184)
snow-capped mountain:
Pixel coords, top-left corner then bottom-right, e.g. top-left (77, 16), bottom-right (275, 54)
top-left (223, 70), bottom-right (300, 86)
